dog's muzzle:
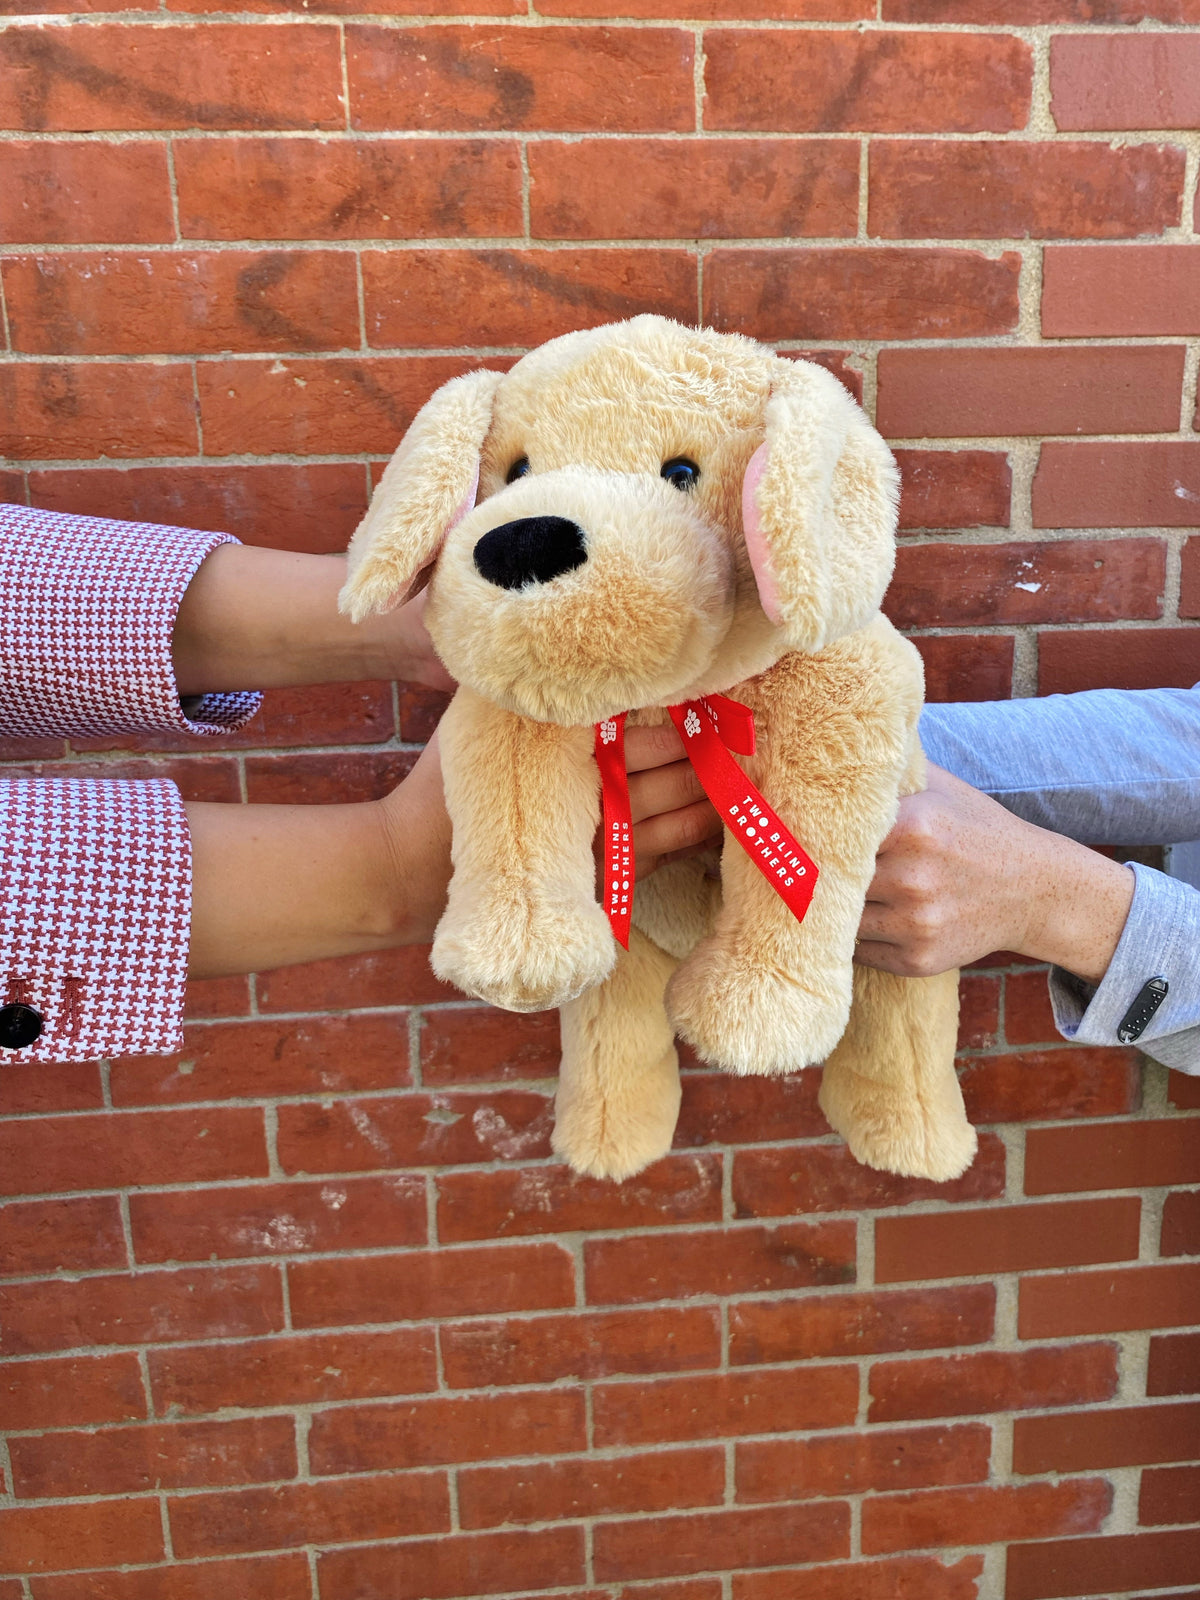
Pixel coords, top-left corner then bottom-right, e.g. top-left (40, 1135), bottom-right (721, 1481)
top-left (473, 516), bottom-right (588, 590)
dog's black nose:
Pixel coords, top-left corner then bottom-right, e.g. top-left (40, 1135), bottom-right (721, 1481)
top-left (473, 517), bottom-right (587, 590)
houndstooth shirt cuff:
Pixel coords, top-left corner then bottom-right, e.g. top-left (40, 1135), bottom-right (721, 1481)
top-left (0, 779), bottom-right (190, 1061)
top-left (0, 502), bottom-right (260, 739)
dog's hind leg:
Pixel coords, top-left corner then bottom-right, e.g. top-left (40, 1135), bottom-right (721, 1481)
top-left (553, 928), bottom-right (681, 1182)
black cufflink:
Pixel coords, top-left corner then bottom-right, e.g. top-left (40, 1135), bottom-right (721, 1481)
top-left (1117, 976), bottom-right (1169, 1044)
top-left (0, 1002), bottom-right (44, 1050)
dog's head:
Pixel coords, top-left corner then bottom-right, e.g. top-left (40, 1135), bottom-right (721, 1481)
top-left (341, 316), bottom-right (899, 724)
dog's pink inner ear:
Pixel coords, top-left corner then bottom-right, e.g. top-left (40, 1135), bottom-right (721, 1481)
top-left (388, 462), bottom-right (480, 611)
top-left (742, 443), bottom-right (783, 625)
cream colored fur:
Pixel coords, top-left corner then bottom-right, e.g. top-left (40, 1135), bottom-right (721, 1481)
top-left (342, 315), bottom-right (975, 1184)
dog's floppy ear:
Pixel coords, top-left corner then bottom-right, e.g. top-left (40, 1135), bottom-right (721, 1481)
top-left (742, 360), bottom-right (899, 653)
top-left (340, 367), bottom-right (504, 621)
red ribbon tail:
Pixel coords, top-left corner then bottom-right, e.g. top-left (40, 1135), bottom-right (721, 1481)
top-left (595, 714), bottom-right (632, 949)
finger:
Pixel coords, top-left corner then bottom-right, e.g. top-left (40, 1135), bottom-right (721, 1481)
top-left (852, 938), bottom-right (911, 974)
top-left (856, 903), bottom-right (904, 945)
top-left (623, 722), bottom-right (687, 773)
top-left (633, 798), bottom-right (721, 868)
top-left (627, 757), bottom-right (706, 825)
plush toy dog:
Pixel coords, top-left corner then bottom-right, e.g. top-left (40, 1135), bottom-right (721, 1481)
top-left (341, 315), bottom-right (976, 1185)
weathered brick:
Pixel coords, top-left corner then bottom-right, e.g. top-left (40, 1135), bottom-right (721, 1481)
top-left (2, 753), bottom-right (240, 803)
top-left (704, 30), bottom-right (1031, 132)
top-left (0, 361), bottom-right (197, 460)
top-left (420, 1006), bottom-right (560, 1085)
top-left (243, 748), bottom-right (417, 803)
top-left (364, 248), bottom-right (697, 348)
top-left (0, 1500), bottom-right (163, 1576)
top-left (1007, 1528), bottom-right (1200, 1600)
top-left (877, 346), bottom-right (1185, 437)
top-left (9, 1415), bottom-right (295, 1498)
top-left (1162, 1190), bottom-right (1200, 1257)
top-left (0, 1352), bottom-right (145, 1430)
top-left (0, 24), bottom-right (344, 131)
top-left (530, 139), bottom-right (858, 239)
top-left (1033, 442), bottom-right (1200, 529)
top-left (729, 1285), bottom-right (995, 1365)
top-left (959, 1046), bottom-right (1142, 1123)
top-left (259, 946), bottom-right (457, 1012)
top-left (169, 1471), bottom-right (450, 1557)
top-left (318, 1527), bottom-right (586, 1600)
top-left (705, 248), bottom-right (1019, 341)
top-left (0, 140), bottom-right (172, 243)
top-left (674, 1068), bottom-right (826, 1147)
top-left (732, 1134), bottom-right (1004, 1218)
top-left (1148, 1331), bottom-right (1200, 1396)
top-left (1140, 1465), bottom-right (1200, 1526)
top-left (32, 1556), bottom-right (312, 1600)
top-left (1015, 1400), bottom-right (1200, 1473)
top-left (1183, 539), bottom-right (1200, 617)
top-left (585, 1221), bottom-right (855, 1304)
top-left (914, 635), bottom-right (1014, 702)
top-left (309, 1391), bottom-right (586, 1474)
top-left (1051, 34), bottom-right (1200, 131)
top-left (289, 1241), bottom-right (574, 1329)
top-left (1043, 244), bottom-right (1200, 335)
top-left (594, 1504), bottom-right (850, 1582)
top-left (870, 1343), bottom-right (1118, 1421)
top-left (1170, 1067), bottom-right (1200, 1109)
top-left (541, 0), bottom-right (868, 13)
top-left (736, 1423), bottom-right (990, 1502)
top-left (177, 136), bottom-right (523, 240)
top-left (1003, 969), bottom-right (1059, 1045)
top-left (277, 1091), bottom-right (553, 1174)
top-left (733, 1555), bottom-right (984, 1600)
top-left (347, 26), bottom-right (694, 133)
top-left (148, 1327), bottom-right (437, 1416)
top-left (459, 1447), bottom-right (726, 1529)
top-left (958, 975), bottom-right (1002, 1050)
top-left (1026, 1119), bottom-right (1200, 1194)
top-left (184, 976), bottom-right (252, 1020)
top-left (593, 1367), bottom-right (858, 1447)
top-left (875, 1197), bottom-right (1141, 1282)
top-left (863, 1479), bottom-right (1110, 1555)
top-left (4, 250), bottom-right (358, 355)
top-left (895, 450), bottom-right (1011, 531)
top-left (871, 140), bottom-right (1183, 238)
top-left (884, 0), bottom-right (1198, 18)
top-left (1019, 1262), bottom-right (1200, 1338)
top-left (0, 1194), bottom-right (126, 1276)
top-left (1039, 627), bottom-right (1200, 694)
top-left (441, 1307), bottom-right (720, 1388)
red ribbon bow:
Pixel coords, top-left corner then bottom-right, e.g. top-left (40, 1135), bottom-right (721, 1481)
top-left (594, 693), bottom-right (819, 949)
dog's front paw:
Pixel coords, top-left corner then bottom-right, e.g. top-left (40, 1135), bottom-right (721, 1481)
top-left (433, 896), bottom-right (616, 1012)
top-left (667, 942), bottom-right (851, 1074)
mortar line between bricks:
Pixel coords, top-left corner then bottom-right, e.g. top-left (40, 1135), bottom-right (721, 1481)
top-left (164, 134), bottom-right (181, 244)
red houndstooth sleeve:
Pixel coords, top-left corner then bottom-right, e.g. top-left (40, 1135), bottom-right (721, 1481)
top-left (0, 502), bottom-right (260, 738)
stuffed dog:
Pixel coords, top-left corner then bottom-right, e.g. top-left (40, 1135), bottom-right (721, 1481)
top-left (341, 315), bottom-right (976, 1185)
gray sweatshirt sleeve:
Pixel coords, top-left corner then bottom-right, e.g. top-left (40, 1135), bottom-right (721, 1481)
top-left (920, 687), bottom-right (1200, 1075)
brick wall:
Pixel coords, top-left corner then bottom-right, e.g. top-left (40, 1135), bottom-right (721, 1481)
top-left (1, 2), bottom-right (1198, 1595)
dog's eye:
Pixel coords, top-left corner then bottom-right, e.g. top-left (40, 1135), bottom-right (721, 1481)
top-left (505, 456), bottom-right (531, 484)
top-left (661, 457), bottom-right (700, 492)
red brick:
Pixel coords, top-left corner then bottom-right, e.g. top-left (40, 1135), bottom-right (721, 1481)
top-left (177, 136), bottom-right (523, 240)
top-left (871, 140), bottom-right (1183, 239)
top-left (876, 1196), bottom-right (1141, 1282)
top-left (442, 1307), bottom-right (720, 1388)
top-left (0, 361), bottom-right (197, 460)
top-left (347, 26), bottom-right (694, 133)
top-left (259, 948), bottom-right (455, 1013)
top-left (185, 975), bottom-right (252, 1020)
top-left (729, 1284), bottom-right (994, 1365)
top-left (863, 1479), bottom-right (1110, 1555)
top-left (870, 1343), bottom-right (1118, 1422)
top-left (169, 1471), bottom-right (449, 1558)
top-left (914, 635), bottom-right (1015, 703)
top-left (1003, 969), bottom-right (1059, 1045)
top-left (309, 1390), bottom-right (586, 1475)
top-left (886, 541), bottom-right (1165, 631)
top-left (541, 0), bottom-right (868, 13)
top-left (585, 1221), bottom-right (855, 1305)
top-left (9, 1415), bottom-right (294, 1498)
top-left (530, 138), bottom-right (857, 240)
top-left (170, 0), bottom-right (521, 12)
top-left (705, 30), bottom-right (1030, 132)
top-left (733, 1556), bottom-right (984, 1600)
top-left (598, 1504), bottom-right (848, 1582)
top-left (1148, 1331), bottom-right (1200, 1395)
top-left (732, 1134), bottom-right (1004, 1218)
top-left (1166, 1188), bottom-right (1200, 1258)
top-left (960, 1047), bottom-right (1142, 1123)
top-left (0, 1352), bottom-right (145, 1430)
top-left (4, 250), bottom-right (358, 356)
top-left (111, 1015), bottom-right (411, 1107)
top-left (1019, 1262), bottom-right (1200, 1338)
top-left (895, 450), bottom-right (1011, 531)
top-left (33, 1556), bottom-right (312, 1600)
top-left (737, 1423), bottom-right (990, 1503)
top-left (593, 1367), bottom-right (858, 1447)
top-left (958, 975), bottom-right (1001, 1050)
top-left (1007, 1528), bottom-right (1200, 1600)
top-left (364, 247), bottom-right (697, 349)
top-left (0, 140), bottom-right (172, 243)
top-left (3, 752), bottom-right (240, 803)
top-left (148, 1327), bottom-right (437, 1415)
top-left (885, 0), bottom-right (1198, 18)
top-left (1026, 1119), bottom-right (1200, 1194)
top-left (318, 1527), bottom-right (585, 1600)
top-left (0, 1194), bottom-right (125, 1276)
top-left (877, 346), bottom-right (1185, 438)
top-left (278, 1091), bottom-right (553, 1175)
top-left (0, 1106), bottom-right (267, 1197)
top-left (781, 348), bottom-right (865, 403)
top-left (0, 1500), bottom-right (162, 1575)
top-left (1051, 34), bottom-right (1200, 131)
top-left (130, 1175), bottom-right (426, 1265)
top-left (399, 686), bottom-right (454, 742)
top-left (1034, 442), bottom-right (1200, 530)
top-left (289, 1240), bottom-right (574, 1329)
top-left (196, 354), bottom-right (502, 457)
top-left (674, 1069), bottom-right (827, 1147)
top-left (243, 748), bottom-right (417, 803)
top-left (438, 1153), bottom-right (723, 1244)
top-left (1170, 1067), bottom-right (1200, 1108)
top-left (420, 1006), bottom-right (560, 1085)
top-left (1016, 1400), bottom-right (1200, 1475)
top-left (30, 462), bottom-right (368, 555)
top-left (460, 1447), bottom-right (726, 1529)
top-left (0, 1264), bottom-right (284, 1357)
top-left (706, 248), bottom-right (1019, 341)
top-left (0, 24), bottom-right (344, 131)
top-left (1044, 244), bottom-right (1200, 336)
top-left (0, 470), bottom-right (25, 502)
top-left (1141, 1464), bottom-right (1200, 1526)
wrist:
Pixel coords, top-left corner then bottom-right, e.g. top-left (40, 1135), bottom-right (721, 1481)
top-left (1017, 827), bottom-right (1135, 985)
